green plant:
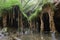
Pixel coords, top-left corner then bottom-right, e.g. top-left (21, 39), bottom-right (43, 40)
top-left (0, 0), bottom-right (55, 20)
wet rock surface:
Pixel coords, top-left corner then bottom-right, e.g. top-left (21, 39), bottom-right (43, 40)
top-left (0, 32), bottom-right (60, 40)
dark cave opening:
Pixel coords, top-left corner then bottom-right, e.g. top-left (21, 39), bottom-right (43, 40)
top-left (42, 12), bottom-right (50, 32)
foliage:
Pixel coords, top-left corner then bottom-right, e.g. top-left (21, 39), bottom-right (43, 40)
top-left (0, 0), bottom-right (55, 20)
top-left (0, 0), bottom-right (21, 9)
top-left (0, 0), bottom-right (21, 16)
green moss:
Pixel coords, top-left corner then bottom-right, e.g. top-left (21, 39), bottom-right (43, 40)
top-left (0, 0), bottom-right (23, 17)
top-left (0, 0), bottom-right (21, 9)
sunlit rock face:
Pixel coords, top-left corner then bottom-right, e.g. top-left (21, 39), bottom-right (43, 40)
top-left (53, 0), bottom-right (60, 2)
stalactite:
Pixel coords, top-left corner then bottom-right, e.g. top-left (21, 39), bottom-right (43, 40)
top-left (40, 12), bottom-right (44, 32)
top-left (3, 14), bottom-right (7, 27)
top-left (48, 8), bottom-right (56, 32)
